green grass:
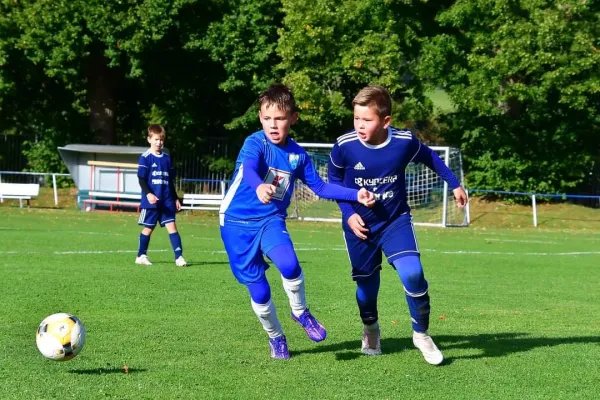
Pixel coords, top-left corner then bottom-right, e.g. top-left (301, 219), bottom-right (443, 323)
top-left (1, 209), bottom-right (600, 399)
top-left (425, 88), bottom-right (456, 115)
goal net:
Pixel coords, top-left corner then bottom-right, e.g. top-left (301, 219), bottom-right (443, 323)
top-left (289, 143), bottom-right (469, 227)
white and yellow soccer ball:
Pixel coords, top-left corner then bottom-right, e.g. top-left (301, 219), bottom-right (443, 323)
top-left (36, 313), bottom-right (86, 361)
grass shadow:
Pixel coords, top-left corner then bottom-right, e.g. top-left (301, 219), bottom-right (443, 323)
top-left (293, 332), bottom-right (600, 364)
top-left (69, 366), bottom-right (147, 375)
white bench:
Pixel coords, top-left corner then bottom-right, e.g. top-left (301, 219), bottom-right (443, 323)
top-left (181, 193), bottom-right (224, 211)
top-left (82, 191), bottom-right (141, 212)
top-left (0, 183), bottom-right (40, 208)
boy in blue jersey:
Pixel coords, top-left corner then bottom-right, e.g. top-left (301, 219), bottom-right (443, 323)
top-left (135, 124), bottom-right (187, 267)
top-left (328, 86), bottom-right (468, 365)
top-left (219, 84), bottom-right (375, 360)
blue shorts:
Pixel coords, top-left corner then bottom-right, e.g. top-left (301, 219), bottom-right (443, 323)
top-left (220, 216), bottom-right (293, 285)
top-left (138, 206), bottom-right (176, 228)
top-left (343, 213), bottom-right (420, 280)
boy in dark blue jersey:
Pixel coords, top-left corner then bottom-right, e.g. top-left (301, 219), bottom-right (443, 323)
top-left (135, 124), bottom-right (187, 267)
top-left (219, 84), bottom-right (375, 359)
top-left (328, 85), bottom-right (468, 365)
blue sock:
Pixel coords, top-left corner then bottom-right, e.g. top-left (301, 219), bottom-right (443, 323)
top-left (246, 277), bottom-right (272, 304)
top-left (169, 232), bottom-right (183, 259)
top-left (392, 256), bottom-right (430, 332)
top-left (356, 272), bottom-right (380, 326)
top-left (138, 233), bottom-right (151, 257)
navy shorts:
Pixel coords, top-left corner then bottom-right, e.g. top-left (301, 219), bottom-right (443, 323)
top-left (138, 206), bottom-right (176, 228)
top-left (343, 213), bottom-right (420, 280)
top-left (220, 216), bottom-right (294, 285)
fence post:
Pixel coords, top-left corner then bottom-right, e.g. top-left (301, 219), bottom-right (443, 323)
top-left (465, 189), bottom-right (471, 225)
top-left (532, 194), bottom-right (538, 227)
top-left (52, 174), bottom-right (58, 206)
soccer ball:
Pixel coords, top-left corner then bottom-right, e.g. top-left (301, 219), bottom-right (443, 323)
top-left (36, 313), bottom-right (86, 361)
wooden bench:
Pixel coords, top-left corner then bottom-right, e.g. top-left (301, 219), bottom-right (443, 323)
top-left (180, 193), bottom-right (224, 211)
top-left (0, 183), bottom-right (40, 208)
top-left (83, 191), bottom-right (141, 212)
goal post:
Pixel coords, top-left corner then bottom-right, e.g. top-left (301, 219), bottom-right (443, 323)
top-left (290, 143), bottom-right (469, 227)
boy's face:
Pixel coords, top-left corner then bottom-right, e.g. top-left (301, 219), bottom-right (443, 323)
top-left (147, 133), bottom-right (164, 153)
top-left (259, 103), bottom-right (298, 146)
top-left (353, 105), bottom-right (391, 145)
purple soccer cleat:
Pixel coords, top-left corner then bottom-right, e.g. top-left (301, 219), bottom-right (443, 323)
top-left (291, 309), bottom-right (327, 342)
top-left (269, 335), bottom-right (290, 359)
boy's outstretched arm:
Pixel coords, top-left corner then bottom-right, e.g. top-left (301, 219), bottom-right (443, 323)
top-left (301, 158), bottom-right (375, 208)
top-left (412, 140), bottom-right (468, 209)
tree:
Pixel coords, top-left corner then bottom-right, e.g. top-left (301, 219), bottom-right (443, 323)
top-left (420, 0), bottom-right (600, 193)
top-left (278, 0), bottom-right (439, 142)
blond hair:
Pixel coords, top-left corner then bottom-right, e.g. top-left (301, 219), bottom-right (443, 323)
top-left (352, 85), bottom-right (392, 118)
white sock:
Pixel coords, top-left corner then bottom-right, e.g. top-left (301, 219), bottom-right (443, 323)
top-left (281, 272), bottom-right (307, 318)
top-left (251, 299), bottom-right (283, 339)
top-left (364, 321), bottom-right (380, 332)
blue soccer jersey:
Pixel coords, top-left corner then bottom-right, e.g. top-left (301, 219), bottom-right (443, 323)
top-left (137, 150), bottom-right (176, 210)
top-left (220, 130), bottom-right (356, 224)
top-left (328, 127), bottom-right (460, 235)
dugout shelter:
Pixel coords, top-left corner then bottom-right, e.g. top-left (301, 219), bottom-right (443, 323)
top-left (58, 144), bottom-right (158, 211)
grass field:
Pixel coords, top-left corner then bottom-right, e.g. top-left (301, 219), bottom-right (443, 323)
top-left (1, 207), bottom-right (599, 399)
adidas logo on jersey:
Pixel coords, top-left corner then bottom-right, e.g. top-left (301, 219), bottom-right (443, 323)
top-left (354, 162), bottom-right (366, 170)
top-left (152, 163), bottom-right (157, 167)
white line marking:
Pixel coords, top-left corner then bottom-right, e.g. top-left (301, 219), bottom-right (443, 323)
top-left (1, 248), bottom-right (598, 256)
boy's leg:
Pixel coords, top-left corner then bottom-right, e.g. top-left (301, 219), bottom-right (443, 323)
top-left (384, 215), bottom-right (443, 365)
top-left (356, 271), bottom-right (382, 355)
top-left (391, 256), bottom-right (430, 333)
top-left (161, 210), bottom-right (184, 264)
top-left (220, 221), bottom-right (289, 358)
top-left (263, 220), bottom-right (326, 342)
top-left (343, 229), bottom-right (384, 353)
top-left (136, 209), bottom-right (158, 265)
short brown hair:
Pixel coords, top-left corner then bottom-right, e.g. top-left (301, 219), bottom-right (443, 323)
top-left (258, 83), bottom-right (297, 113)
top-left (352, 85), bottom-right (392, 118)
top-left (147, 124), bottom-right (166, 139)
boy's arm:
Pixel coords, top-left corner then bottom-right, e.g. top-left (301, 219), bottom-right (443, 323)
top-left (411, 139), bottom-right (461, 189)
top-left (137, 155), bottom-right (158, 204)
top-left (327, 146), bottom-right (356, 216)
top-left (411, 138), bottom-right (468, 207)
top-left (301, 155), bottom-right (374, 207)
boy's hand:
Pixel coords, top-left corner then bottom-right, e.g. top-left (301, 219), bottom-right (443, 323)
top-left (146, 193), bottom-right (159, 205)
top-left (256, 184), bottom-right (277, 204)
top-left (175, 199), bottom-right (182, 212)
top-left (453, 186), bottom-right (468, 208)
top-left (357, 188), bottom-right (376, 208)
top-left (347, 213), bottom-right (369, 240)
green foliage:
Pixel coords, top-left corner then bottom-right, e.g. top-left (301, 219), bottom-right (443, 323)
top-left (22, 139), bottom-right (68, 174)
top-left (201, 155), bottom-right (235, 176)
top-left (420, 0), bottom-right (600, 194)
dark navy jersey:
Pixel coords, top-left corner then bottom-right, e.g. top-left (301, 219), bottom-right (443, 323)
top-left (328, 127), bottom-right (460, 235)
top-left (137, 150), bottom-right (176, 210)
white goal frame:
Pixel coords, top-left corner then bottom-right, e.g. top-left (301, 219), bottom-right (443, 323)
top-left (291, 143), bottom-right (469, 227)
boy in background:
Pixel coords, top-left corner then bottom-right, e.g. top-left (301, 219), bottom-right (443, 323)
top-left (219, 83), bottom-right (375, 359)
top-left (136, 124), bottom-right (187, 267)
top-left (328, 85), bottom-right (468, 365)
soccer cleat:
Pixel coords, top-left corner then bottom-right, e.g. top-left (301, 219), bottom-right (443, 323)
top-left (135, 255), bottom-right (152, 266)
top-left (361, 327), bottom-right (382, 356)
top-left (269, 335), bottom-right (290, 359)
top-left (291, 309), bottom-right (327, 342)
top-left (175, 256), bottom-right (187, 267)
top-left (413, 331), bottom-right (444, 365)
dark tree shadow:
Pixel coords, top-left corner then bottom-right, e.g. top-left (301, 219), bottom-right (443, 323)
top-left (292, 332), bottom-right (600, 364)
top-left (69, 367), bottom-right (147, 375)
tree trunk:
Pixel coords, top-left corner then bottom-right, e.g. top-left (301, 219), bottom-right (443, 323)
top-left (86, 45), bottom-right (117, 145)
